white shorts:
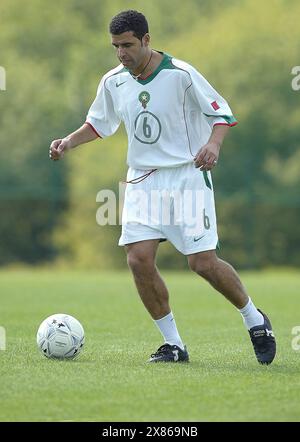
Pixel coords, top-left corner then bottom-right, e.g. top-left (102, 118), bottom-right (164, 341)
top-left (118, 162), bottom-right (218, 255)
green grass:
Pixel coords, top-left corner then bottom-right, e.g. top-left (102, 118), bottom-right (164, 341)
top-left (0, 269), bottom-right (300, 422)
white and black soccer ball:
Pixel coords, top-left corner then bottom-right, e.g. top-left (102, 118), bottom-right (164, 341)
top-left (36, 314), bottom-right (85, 359)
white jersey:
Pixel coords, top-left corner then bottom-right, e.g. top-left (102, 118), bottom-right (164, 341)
top-left (86, 52), bottom-right (237, 169)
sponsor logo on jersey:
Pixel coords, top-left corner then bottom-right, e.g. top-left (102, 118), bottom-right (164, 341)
top-left (116, 81), bottom-right (126, 88)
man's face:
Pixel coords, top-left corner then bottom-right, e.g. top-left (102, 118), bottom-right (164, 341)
top-left (111, 31), bottom-right (149, 70)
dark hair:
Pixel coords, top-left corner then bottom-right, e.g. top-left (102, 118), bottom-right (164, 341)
top-left (109, 10), bottom-right (149, 40)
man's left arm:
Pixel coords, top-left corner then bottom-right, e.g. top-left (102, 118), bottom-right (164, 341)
top-left (194, 124), bottom-right (230, 171)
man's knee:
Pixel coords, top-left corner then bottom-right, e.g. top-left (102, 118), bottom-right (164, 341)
top-left (126, 249), bottom-right (155, 274)
top-left (188, 252), bottom-right (217, 278)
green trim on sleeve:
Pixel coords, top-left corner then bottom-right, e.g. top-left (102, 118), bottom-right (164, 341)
top-left (204, 114), bottom-right (237, 125)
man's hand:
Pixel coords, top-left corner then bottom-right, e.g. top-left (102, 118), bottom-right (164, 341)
top-left (49, 138), bottom-right (72, 161)
top-left (193, 141), bottom-right (220, 171)
top-left (49, 124), bottom-right (100, 161)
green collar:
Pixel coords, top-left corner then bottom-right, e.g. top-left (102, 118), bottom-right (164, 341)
top-left (126, 52), bottom-right (174, 85)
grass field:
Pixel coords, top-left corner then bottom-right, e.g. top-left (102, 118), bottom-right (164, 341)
top-left (0, 269), bottom-right (300, 422)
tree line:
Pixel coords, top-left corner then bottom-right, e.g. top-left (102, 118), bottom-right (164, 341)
top-left (0, 0), bottom-right (299, 269)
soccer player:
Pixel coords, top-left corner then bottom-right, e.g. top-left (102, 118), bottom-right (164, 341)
top-left (49, 10), bottom-right (276, 364)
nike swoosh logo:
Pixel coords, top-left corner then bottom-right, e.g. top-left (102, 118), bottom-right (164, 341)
top-left (193, 234), bottom-right (205, 242)
top-left (116, 81), bottom-right (126, 88)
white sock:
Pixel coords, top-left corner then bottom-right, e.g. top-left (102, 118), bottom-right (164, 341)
top-left (154, 311), bottom-right (184, 350)
top-left (239, 297), bottom-right (264, 330)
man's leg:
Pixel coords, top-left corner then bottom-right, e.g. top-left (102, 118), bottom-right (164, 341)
top-left (125, 239), bottom-right (188, 361)
top-left (188, 250), bottom-right (276, 364)
top-left (188, 250), bottom-right (249, 309)
top-left (187, 250), bottom-right (265, 327)
top-left (126, 239), bottom-right (169, 319)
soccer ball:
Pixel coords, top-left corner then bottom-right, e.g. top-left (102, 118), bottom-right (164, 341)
top-left (36, 313), bottom-right (85, 359)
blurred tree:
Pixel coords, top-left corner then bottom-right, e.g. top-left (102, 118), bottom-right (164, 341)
top-left (166, 0), bottom-right (300, 268)
top-left (0, 56), bottom-right (70, 264)
top-left (0, 0), bottom-right (299, 269)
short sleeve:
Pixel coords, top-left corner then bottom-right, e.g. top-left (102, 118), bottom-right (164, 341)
top-left (85, 76), bottom-right (121, 138)
top-left (188, 67), bottom-right (237, 128)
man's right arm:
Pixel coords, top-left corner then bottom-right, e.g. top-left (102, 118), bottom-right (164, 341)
top-left (49, 123), bottom-right (100, 161)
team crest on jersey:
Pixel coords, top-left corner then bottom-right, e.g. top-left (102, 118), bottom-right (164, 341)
top-left (139, 91), bottom-right (150, 109)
